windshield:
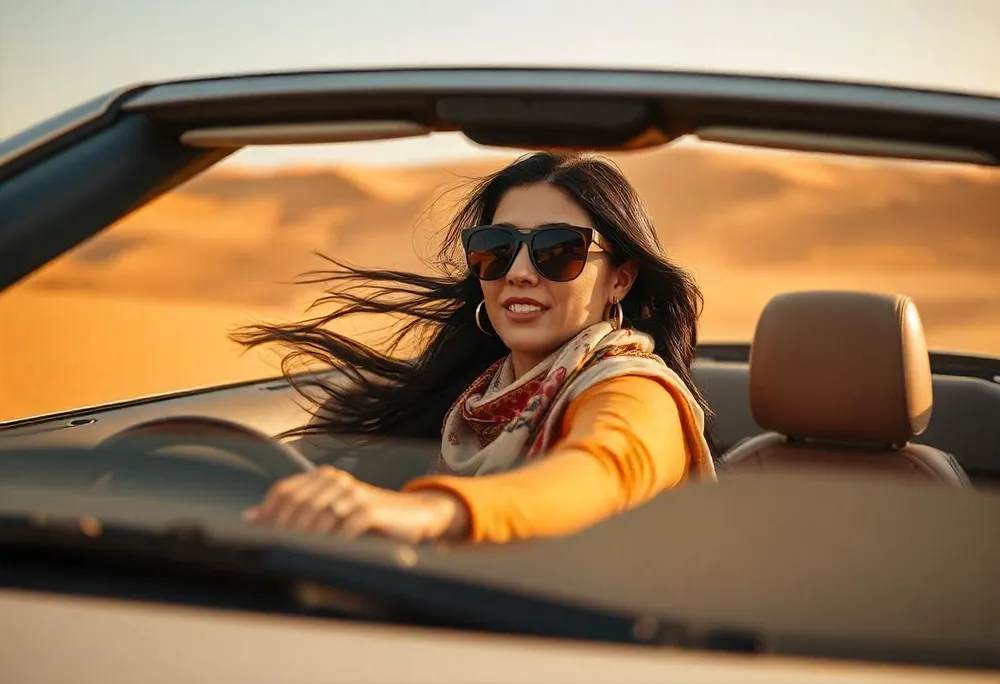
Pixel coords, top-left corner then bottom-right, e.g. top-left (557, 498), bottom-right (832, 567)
top-left (2, 133), bottom-right (997, 421)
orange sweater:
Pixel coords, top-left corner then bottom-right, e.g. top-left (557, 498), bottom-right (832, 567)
top-left (403, 375), bottom-right (692, 543)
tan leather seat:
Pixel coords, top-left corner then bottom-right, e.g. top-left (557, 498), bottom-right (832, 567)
top-left (720, 291), bottom-right (970, 486)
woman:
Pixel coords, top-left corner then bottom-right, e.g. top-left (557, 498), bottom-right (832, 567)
top-left (238, 151), bottom-right (717, 544)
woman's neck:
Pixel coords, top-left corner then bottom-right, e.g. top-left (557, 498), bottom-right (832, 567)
top-left (510, 351), bottom-right (545, 380)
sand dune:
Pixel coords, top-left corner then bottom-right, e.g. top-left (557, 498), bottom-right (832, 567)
top-left (3, 143), bottom-right (999, 421)
top-left (0, 289), bottom-right (399, 420)
top-left (0, 291), bottom-right (280, 418)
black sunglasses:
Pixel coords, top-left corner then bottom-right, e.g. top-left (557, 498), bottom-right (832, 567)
top-left (461, 223), bottom-right (611, 282)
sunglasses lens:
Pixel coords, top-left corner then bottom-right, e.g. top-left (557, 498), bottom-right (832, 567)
top-left (531, 228), bottom-right (589, 281)
top-left (466, 228), bottom-right (517, 280)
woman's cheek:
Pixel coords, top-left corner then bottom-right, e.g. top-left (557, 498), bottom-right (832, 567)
top-left (551, 282), bottom-right (594, 327)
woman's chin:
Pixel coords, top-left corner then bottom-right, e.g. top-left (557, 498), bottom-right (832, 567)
top-left (501, 332), bottom-right (568, 360)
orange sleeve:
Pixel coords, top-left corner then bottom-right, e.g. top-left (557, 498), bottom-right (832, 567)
top-left (403, 375), bottom-right (692, 544)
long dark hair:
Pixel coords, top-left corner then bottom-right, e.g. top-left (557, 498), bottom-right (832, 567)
top-left (233, 151), bottom-right (713, 447)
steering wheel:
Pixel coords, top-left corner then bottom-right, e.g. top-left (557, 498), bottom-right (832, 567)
top-left (97, 415), bottom-right (316, 480)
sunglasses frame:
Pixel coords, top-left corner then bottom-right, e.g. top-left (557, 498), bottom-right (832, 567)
top-left (461, 223), bottom-right (611, 282)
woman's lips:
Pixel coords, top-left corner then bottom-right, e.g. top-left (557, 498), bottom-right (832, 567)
top-left (501, 299), bottom-right (547, 322)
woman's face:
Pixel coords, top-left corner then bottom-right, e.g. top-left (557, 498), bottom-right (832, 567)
top-left (478, 183), bottom-right (637, 376)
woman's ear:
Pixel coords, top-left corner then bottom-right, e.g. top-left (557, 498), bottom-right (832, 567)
top-left (610, 260), bottom-right (638, 301)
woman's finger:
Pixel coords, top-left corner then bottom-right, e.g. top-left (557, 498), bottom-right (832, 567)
top-left (262, 466), bottom-right (357, 531)
top-left (290, 479), bottom-right (356, 532)
top-left (313, 496), bottom-right (355, 535)
top-left (264, 478), bottom-right (318, 527)
top-left (258, 466), bottom-right (350, 527)
top-left (312, 480), bottom-right (371, 534)
top-left (277, 473), bottom-right (338, 529)
top-left (253, 472), bottom-right (311, 523)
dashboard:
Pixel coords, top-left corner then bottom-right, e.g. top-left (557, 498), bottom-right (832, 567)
top-left (3, 357), bottom-right (1000, 487)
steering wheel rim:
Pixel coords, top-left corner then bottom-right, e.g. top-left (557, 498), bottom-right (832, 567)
top-left (97, 415), bottom-right (316, 480)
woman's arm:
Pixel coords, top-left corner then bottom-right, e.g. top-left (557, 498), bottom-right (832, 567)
top-left (403, 375), bottom-right (693, 543)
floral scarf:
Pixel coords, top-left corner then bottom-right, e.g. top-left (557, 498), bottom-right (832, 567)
top-left (436, 321), bottom-right (717, 481)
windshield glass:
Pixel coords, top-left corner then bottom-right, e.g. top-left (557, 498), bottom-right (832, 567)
top-left (1, 133), bottom-right (998, 421)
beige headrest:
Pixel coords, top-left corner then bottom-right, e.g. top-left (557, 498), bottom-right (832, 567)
top-left (749, 291), bottom-right (933, 446)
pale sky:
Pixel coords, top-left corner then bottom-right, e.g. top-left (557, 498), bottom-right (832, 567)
top-left (2, 0), bottom-right (998, 166)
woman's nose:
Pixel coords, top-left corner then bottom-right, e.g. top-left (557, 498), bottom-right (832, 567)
top-left (506, 244), bottom-right (539, 285)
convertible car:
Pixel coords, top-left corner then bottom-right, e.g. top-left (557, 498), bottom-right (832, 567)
top-left (1, 67), bottom-right (999, 682)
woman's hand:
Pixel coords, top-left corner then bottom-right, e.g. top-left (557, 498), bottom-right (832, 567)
top-left (243, 466), bottom-right (469, 544)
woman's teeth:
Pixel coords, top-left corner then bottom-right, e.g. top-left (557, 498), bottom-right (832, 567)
top-left (507, 303), bottom-right (542, 313)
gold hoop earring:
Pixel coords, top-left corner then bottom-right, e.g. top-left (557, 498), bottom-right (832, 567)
top-left (475, 300), bottom-right (496, 336)
top-left (606, 297), bottom-right (624, 331)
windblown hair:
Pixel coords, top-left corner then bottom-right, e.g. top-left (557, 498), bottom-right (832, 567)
top-left (233, 151), bottom-right (714, 448)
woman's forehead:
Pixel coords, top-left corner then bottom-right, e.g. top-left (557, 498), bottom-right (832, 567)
top-left (493, 184), bottom-right (593, 229)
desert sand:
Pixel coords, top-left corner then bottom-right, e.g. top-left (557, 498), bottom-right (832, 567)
top-left (2, 142), bottom-right (998, 421)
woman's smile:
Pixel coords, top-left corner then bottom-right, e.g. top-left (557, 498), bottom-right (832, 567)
top-left (501, 296), bottom-right (548, 322)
